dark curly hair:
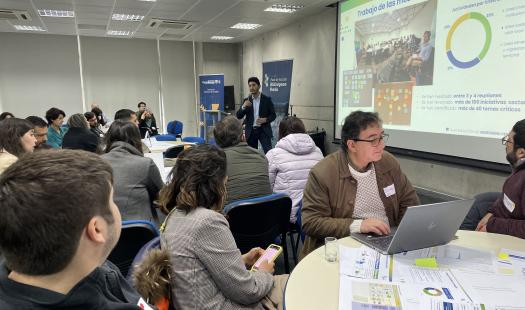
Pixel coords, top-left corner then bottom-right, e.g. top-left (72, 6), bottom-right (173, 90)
top-left (159, 144), bottom-right (227, 214)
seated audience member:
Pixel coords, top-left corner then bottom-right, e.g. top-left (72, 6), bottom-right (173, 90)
top-left (91, 106), bottom-right (109, 127)
top-left (62, 113), bottom-right (100, 153)
top-left (45, 107), bottom-right (67, 148)
top-left (102, 120), bottom-right (163, 222)
top-left (0, 150), bottom-right (144, 309)
top-left (25, 116), bottom-right (51, 150)
top-left (0, 112), bottom-right (14, 121)
top-left (137, 102), bottom-right (159, 138)
top-left (85, 111), bottom-right (105, 138)
top-left (0, 118), bottom-right (36, 174)
top-left (114, 109), bottom-right (139, 127)
top-left (213, 115), bottom-right (272, 205)
top-left (158, 144), bottom-right (288, 310)
top-left (460, 192), bottom-right (501, 230)
top-left (299, 111), bottom-right (420, 259)
top-left (266, 116), bottom-right (323, 223)
top-left (476, 119), bottom-right (525, 238)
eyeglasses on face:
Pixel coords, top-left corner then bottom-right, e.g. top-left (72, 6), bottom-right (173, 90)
top-left (502, 135), bottom-right (513, 146)
top-left (352, 133), bottom-right (389, 146)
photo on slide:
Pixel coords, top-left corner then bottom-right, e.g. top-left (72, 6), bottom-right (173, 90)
top-left (354, 0), bottom-right (436, 87)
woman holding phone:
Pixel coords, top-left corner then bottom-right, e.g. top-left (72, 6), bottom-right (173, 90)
top-left (158, 144), bottom-right (288, 310)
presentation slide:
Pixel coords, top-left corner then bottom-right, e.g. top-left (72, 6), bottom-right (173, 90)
top-left (336, 0), bottom-right (525, 164)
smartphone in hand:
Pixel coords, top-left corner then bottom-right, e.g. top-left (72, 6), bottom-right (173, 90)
top-left (251, 244), bottom-right (282, 271)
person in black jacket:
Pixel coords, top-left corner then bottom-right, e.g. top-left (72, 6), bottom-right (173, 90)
top-left (236, 76), bottom-right (276, 154)
top-left (62, 113), bottom-right (100, 153)
top-left (137, 102), bottom-right (159, 138)
top-left (0, 150), bottom-right (148, 309)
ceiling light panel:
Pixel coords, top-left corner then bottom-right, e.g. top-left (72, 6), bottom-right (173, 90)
top-left (13, 25), bottom-right (46, 31)
top-left (112, 14), bottom-right (144, 21)
top-left (211, 36), bottom-right (234, 40)
top-left (107, 30), bottom-right (131, 36)
top-left (38, 10), bottom-right (75, 17)
top-left (230, 23), bottom-right (261, 30)
top-left (264, 4), bottom-right (304, 13)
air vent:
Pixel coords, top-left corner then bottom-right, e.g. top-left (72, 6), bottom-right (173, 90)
top-left (148, 18), bottom-right (192, 30)
top-left (0, 9), bottom-right (32, 21)
top-left (160, 33), bottom-right (186, 40)
top-left (77, 24), bottom-right (107, 30)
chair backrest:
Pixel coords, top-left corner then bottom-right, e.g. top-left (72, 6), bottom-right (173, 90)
top-left (167, 121), bottom-right (183, 137)
top-left (126, 236), bottom-right (161, 280)
top-left (164, 145), bottom-right (184, 159)
top-left (108, 220), bottom-right (159, 276)
top-left (225, 193), bottom-right (292, 254)
top-left (181, 136), bottom-right (205, 144)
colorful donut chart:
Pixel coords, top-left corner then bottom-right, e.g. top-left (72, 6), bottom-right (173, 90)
top-left (446, 12), bottom-right (492, 69)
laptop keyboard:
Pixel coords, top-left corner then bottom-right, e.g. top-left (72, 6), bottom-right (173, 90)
top-left (364, 235), bottom-right (394, 250)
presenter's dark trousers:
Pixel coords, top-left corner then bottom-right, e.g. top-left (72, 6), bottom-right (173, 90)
top-left (247, 127), bottom-right (272, 154)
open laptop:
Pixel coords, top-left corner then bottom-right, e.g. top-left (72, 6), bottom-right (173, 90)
top-left (350, 199), bottom-right (474, 254)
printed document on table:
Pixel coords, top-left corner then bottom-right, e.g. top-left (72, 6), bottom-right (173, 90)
top-left (452, 269), bottom-right (525, 309)
top-left (423, 298), bottom-right (491, 310)
top-left (495, 248), bottom-right (525, 277)
top-left (338, 276), bottom-right (473, 310)
top-left (339, 245), bottom-right (392, 281)
top-left (394, 244), bottom-right (495, 274)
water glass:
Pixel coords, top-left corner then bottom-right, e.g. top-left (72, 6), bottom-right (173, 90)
top-left (325, 237), bottom-right (338, 262)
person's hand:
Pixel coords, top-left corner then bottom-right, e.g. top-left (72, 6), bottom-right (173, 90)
top-left (360, 219), bottom-right (391, 235)
top-left (200, 104), bottom-right (205, 112)
top-left (141, 112), bottom-right (147, 120)
top-left (256, 117), bottom-right (267, 125)
top-left (242, 100), bottom-right (252, 109)
top-left (257, 259), bottom-right (275, 274)
top-left (476, 213), bottom-right (493, 232)
top-left (242, 247), bottom-right (264, 267)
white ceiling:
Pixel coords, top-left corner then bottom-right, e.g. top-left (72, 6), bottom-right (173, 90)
top-left (0, 0), bottom-right (336, 43)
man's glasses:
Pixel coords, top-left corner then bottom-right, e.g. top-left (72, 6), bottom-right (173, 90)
top-left (352, 133), bottom-right (389, 147)
top-left (502, 135), bottom-right (513, 146)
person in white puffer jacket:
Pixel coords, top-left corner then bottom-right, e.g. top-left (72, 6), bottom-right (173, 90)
top-left (266, 116), bottom-right (324, 223)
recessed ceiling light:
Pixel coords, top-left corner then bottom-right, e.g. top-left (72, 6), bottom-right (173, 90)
top-left (211, 36), bottom-right (234, 40)
top-left (38, 10), bottom-right (75, 17)
top-left (13, 25), bottom-right (46, 31)
top-left (112, 14), bottom-right (144, 21)
top-left (138, 0), bottom-right (156, 1)
top-left (230, 23), bottom-right (261, 30)
top-left (107, 30), bottom-right (131, 36)
top-left (264, 4), bottom-right (304, 13)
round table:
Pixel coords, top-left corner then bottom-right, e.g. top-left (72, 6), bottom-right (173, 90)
top-left (284, 230), bottom-right (525, 310)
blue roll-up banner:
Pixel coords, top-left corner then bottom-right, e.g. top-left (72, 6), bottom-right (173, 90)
top-left (262, 59), bottom-right (293, 141)
top-left (199, 74), bottom-right (224, 139)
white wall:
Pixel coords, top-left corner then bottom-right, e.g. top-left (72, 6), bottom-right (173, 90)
top-left (159, 40), bottom-right (199, 136)
top-left (80, 36), bottom-right (161, 122)
top-left (242, 8), bottom-right (337, 146)
top-left (0, 33), bottom-right (237, 137)
top-left (0, 33), bottom-right (83, 119)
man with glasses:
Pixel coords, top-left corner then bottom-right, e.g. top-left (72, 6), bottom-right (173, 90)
top-left (474, 119), bottom-right (525, 238)
top-left (299, 111), bottom-right (420, 259)
top-left (25, 116), bottom-right (51, 150)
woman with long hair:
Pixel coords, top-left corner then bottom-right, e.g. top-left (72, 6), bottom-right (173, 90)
top-left (101, 120), bottom-right (163, 222)
top-left (157, 144), bottom-right (287, 310)
top-left (62, 113), bottom-right (100, 153)
top-left (0, 118), bottom-right (37, 174)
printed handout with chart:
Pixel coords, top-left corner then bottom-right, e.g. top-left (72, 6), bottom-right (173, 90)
top-left (338, 245), bottom-right (525, 310)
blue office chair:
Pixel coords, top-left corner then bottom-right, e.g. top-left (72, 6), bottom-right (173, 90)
top-left (224, 193), bottom-right (293, 273)
top-left (156, 120), bottom-right (183, 141)
top-left (182, 136), bottom-right (205, 144)
top-left (108, 220), bottom-right (159, 276)
top-left (126, 236), bottom-right (161, 281)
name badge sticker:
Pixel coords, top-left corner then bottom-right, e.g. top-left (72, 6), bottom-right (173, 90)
top-left (383, 184), bottom-right (396, 197)
top-left (503, 193), bottom-right (515, 213)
